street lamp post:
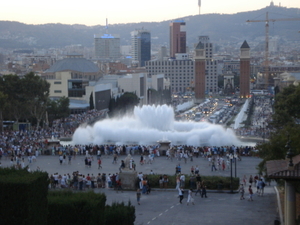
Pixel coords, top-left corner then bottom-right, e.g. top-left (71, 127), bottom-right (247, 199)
top-left (230, 154), bottom-right (233, 193)
top-left (234, 154), bottom-right (237, 178)
top-left (262, 122), bottom-right (265, 143)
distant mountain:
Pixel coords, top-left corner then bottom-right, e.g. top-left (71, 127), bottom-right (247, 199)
top-left (0, 5), bottom-right (299, 50)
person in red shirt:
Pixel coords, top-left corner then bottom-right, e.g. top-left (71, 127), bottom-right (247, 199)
top-left (98, 158), bottom-right (102, 169)
top-left (248, 185), bottom-right (253, 201)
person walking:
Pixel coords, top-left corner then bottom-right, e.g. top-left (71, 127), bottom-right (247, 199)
top-left (175, 175), bottom-right (180, 190)
top-left (119, 160), bottom-right (125, 173)
top-left (201, 183), bottom-right (207, 198)
top-left (211, 160), bottom-right (217, 171)
top-left (178, 188), bottom-right (184, 204)
top-left (180, 174), bottom-right (185, 188)
top-left (59, 155), bottom-right (63, 165)
top-left (112, 152), bottom-right (118, 164)
top-left (116, 179), bottom-right (123, 193)
top-left (195, 181), bottom-right (202, 196)
top-left (239, 184), bottom-right (245, 200)
top-left (243, 175), bottom-right (247, 186)
top-left (187, 189), bottom-right (195, 205)
top-left (136, 189), bottom-right (141, 205)
top-left (249, 175), bottom-right (253, 186)
top-left (98, 158), bottom-right (102, 169)
top-left (68, 153), bottom-right (72, 165)
top-left (258, 178), bottom-right (265, 196)
top-left (248, 185), bottom-right (253, 201)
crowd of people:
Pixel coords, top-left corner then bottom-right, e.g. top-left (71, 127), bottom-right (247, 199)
top-left (239, 174), bottom-right (266, 201)
top-left (0, 109), bottom-right (107, 158)
top-left (0, 95), bottom-right (272, 160)
top-left (234, 96), bottom-right (273, 139)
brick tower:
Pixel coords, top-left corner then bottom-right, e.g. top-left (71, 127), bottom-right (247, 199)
top-left (240, 40), bottom-right (250, 98)
top-left (194, 41), bottom-right (206, 103)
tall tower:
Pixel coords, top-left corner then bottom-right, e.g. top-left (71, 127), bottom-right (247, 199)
top-left (198, 0), bottom-right (201, 15)
top-left (94, 34), bottom-right (120, 60)
top-left (94, 19), bottom-right (120, 60)
top-left (170, 20), bottom-right (186, 58)
top-left (198, 36), bottom-right (218, 95)
top-left (194, 41), bottom-right (206, 102)
top-left (131, 29), bottom-right (151, 67)
top-left (240, 40), bottom-right (250, 98)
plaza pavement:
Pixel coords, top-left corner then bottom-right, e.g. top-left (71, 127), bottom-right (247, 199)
top-left (0, 154), bottom-right (279, 225)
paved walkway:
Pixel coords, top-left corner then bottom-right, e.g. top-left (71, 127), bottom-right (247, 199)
top-left (0, 154), bottom-right (279, 225)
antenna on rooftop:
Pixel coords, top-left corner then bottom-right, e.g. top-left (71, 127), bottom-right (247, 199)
top-left (105, 18), bottom-right (108, 34)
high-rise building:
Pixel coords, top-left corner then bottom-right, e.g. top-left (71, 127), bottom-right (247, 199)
top-left (94, 34), bottom-right (120, 60)
top-left (198, 36), bottom-right (218, 94)
top-left (170, 20), bottom-right (186, 58)
top-left (240, 40), bottom-right (251, 98)
top-left (145, 54), bottom-right (194, 93)
top-left (194, 41), bottom-right (206, 102)
top-left (157, 46), bottom-right (168, 60)
top-left (131, 29), bottom-right (151, 67)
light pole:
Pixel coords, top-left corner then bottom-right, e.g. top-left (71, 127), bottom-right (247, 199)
top-left (234, 153), bottom-right (237, 178)
top-left (230, 154), bottom-right (233, 193)
top-left (262, 122), bottom-right (265, 143)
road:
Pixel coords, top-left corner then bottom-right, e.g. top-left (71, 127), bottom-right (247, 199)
top-left (1, 154), bottom-right (279, 225)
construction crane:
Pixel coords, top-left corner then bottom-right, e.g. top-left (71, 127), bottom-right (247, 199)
top-left (247, 12), bottom-right (300, 89)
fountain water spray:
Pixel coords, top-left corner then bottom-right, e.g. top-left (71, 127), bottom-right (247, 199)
top-left (72, 104), bottom-right (241, 146)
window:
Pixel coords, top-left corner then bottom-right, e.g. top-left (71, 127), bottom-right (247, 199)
top-left (54, 81), bottom-right (61, 84)
top-left (54, 90), bottom-right (62, 93)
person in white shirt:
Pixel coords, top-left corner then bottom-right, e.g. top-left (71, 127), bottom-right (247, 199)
top-left (187, 189), bottom-right (195, 205)
top-left (178, 188), bottom-right (184, 204)
top-left (180, 174), bottom-right (185, 188)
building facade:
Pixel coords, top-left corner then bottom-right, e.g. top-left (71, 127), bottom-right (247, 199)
top-left (131, 29), bottom-right (151, 67)
top-left (94, 34), bottom-right (120, 60)
top-left (198, 36), bottom-right (218, 94)
top-left (194, 41), bottom-right (206, 102)
top-left (240, 40), bottom-right (251, 98)
top-left (145, 54), bottom-right (194, 93)
top-left (42, 54), bottom-right (101, 98)
top-left (170, 20), bottom-right (186, 58)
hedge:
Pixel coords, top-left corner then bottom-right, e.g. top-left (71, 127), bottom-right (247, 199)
top-left (0, 168), bottom-right (136, 225)
top-left (0, 168), bottom-right (49, 225)
top-left (105, 202), bottom-right (135, 225)
top-left (47, 191), bottom-right (106, 225)
top-left (143, 174), bottom-right (240, 190)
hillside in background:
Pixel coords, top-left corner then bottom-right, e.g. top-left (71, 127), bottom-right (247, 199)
top-left (0, 5), bottom-right (299, 50)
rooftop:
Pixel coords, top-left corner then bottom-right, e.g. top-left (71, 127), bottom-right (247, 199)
top-left (46, 57), bottom-right (99, 73)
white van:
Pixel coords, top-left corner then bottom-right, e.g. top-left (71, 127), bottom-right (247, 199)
top-left (209, 114), bottom-right (218, 124)
top-left (194, 112), bottom-right (202, 122)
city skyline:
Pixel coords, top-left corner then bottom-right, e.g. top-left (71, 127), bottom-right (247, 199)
top-left (1, 0), bottom-right (300, 26)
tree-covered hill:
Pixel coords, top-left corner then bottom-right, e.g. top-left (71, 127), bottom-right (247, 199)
top-left (0, 5), bottom-right (299, 49)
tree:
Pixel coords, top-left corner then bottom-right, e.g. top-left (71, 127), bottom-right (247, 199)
top-left (89, 92), bottom-right (94, 110)
top-left (22, 72), bottom-right (50, 129)
top-left (47, 97), bottom-right (70, 126)
top-left (0, 91), bottom-right (7, 132)
top-left (257, 84), bottom-right (300, 174)
top-left (0, 74), bottom-right (27, 122)
top-left (271, 84), bottom-right (300, 129)
top-left (108, 92), bottom-right (139, 117)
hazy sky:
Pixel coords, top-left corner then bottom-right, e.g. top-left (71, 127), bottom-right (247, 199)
top-left (1, 0), bottom-right (300, 26)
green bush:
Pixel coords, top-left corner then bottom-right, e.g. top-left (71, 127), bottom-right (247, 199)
top-left (145, 174), bottom-right (239, 190)
top-left (0, 168), bottom-right (136, 225)
top-left (144, 174), bottom-right (176, 188)
top-left (105, 201), bottom-right (135, 225)
top-left (47, 191), bottom-right (106, 225)
top-left (0, 168), bottom-right (48, 225)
